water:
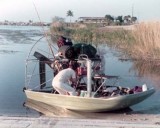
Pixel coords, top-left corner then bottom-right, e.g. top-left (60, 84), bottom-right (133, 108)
top-left (0, 25), bottom-right (160, 117)
top-left (0, 25), bottom-right (44, 116)
top-left (103, 48), bottom-right (160, 114)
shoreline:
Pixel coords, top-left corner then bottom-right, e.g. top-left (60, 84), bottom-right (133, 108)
top-left (0, 114), bottom-right (160, 128)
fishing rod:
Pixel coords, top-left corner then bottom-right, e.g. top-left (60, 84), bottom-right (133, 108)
top-left (32, 1), bottom-right (57, 58)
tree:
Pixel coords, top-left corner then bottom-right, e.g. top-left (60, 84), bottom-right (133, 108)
top-left (67, 10), bottom-right (73, 23)
top-left (52, 16), bottom-right (65, 23)
top-left (105, 15), bottom-right (114, 21)
top-left (116, 16), bottom-right (123, 24)
top-left (4, 20), bottom-right (8, 23)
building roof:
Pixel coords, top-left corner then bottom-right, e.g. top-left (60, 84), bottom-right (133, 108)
top-left (79, 17), bottom-right (106, 20)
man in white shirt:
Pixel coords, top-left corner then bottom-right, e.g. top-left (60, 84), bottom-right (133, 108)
top-left (52, 63), bottom-right (78, 96)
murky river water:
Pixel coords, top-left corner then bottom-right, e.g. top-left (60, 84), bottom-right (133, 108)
top-left (0, 25), bottom-right (160, 117)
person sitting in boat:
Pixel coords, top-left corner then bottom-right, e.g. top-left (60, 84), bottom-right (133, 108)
top-left (52, 61), bottom-right (79, 96)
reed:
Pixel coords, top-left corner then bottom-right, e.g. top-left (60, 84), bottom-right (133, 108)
top-left (71, 28), bottom-right (93, 43)
top-left (101, 22), bottom-right (160, 60)
top-left (129, 22), bottom-right (160, 60)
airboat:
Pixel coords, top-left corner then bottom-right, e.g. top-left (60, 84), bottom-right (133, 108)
top-left (24, 36), bottom-right (155, 112)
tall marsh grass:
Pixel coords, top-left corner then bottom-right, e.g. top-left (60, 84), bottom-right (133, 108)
top-left (130, 22), bottom-right (160, 60)
top-left (97, 22), bottom-right (160, 60)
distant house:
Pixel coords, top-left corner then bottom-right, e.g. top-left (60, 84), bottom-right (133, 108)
top-left (78, 17), bottom-right (107, 23)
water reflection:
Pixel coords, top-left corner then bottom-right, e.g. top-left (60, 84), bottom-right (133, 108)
top-left (0, 27), bottom-right (44, 45)
top-left (0, 50), bottom-right (20, 54)
top-left (131, 61), bottom-right (160, 76)
top-left (130, 61), bottom-right (160, 89)
top-left (24, 99), bottom-right (133, 119)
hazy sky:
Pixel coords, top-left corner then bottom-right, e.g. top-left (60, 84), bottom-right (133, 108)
top-left (0, 0), bottom-right (160, 22)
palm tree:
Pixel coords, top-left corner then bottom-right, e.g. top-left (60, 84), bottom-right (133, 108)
top-left (67, 10), bottom-right (73, 24)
